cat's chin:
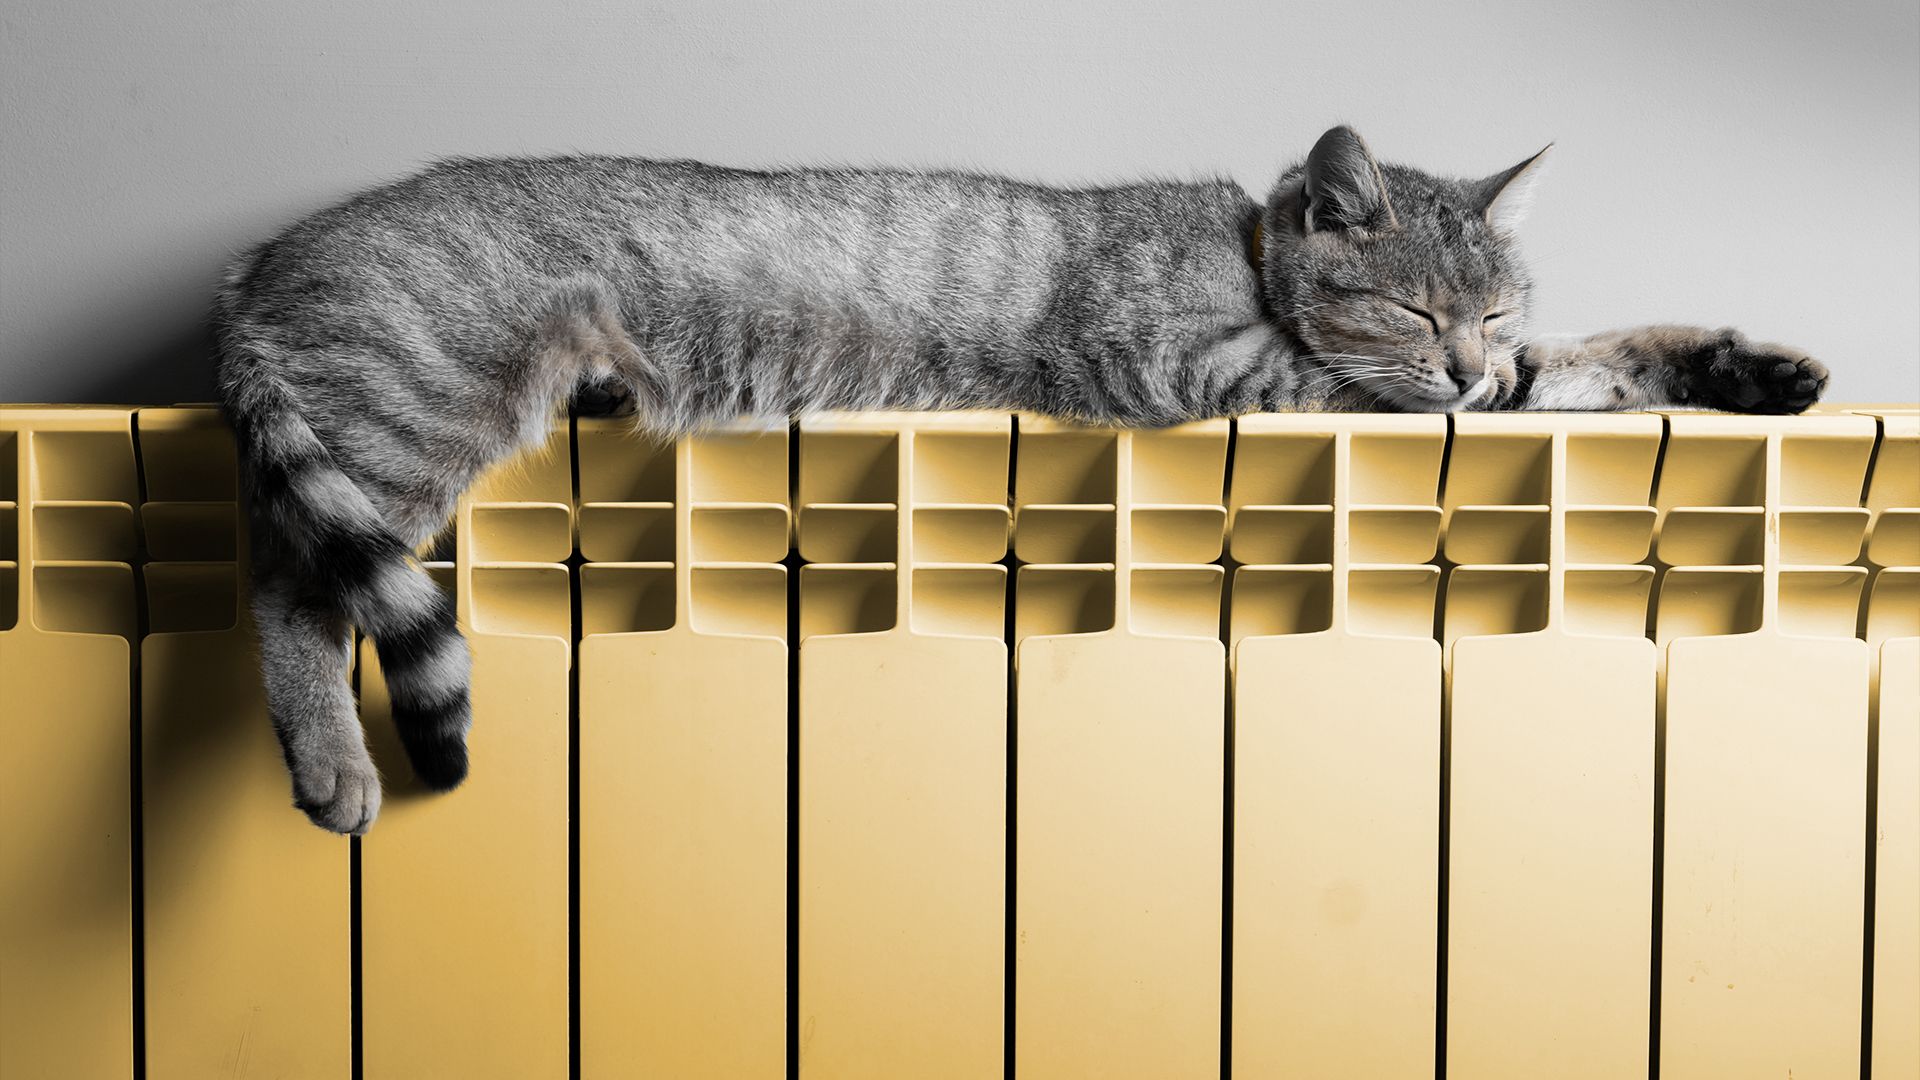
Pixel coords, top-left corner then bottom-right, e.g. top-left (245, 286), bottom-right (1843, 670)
top-left (1377, 381), bottom-right (1493, 414)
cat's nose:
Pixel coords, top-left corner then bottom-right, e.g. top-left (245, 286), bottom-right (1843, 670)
top-left (1449, 365), bottom-right (1480, 394)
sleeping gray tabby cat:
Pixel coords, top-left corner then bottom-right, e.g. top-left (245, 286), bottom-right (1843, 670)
top-left (215, 125), bottom-right (1828, 833)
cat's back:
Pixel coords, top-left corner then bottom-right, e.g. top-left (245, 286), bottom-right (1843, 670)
top-left (232, 155), bottom-right (1250, 276)
top-left (218, 155), bottom-right (1259, 357)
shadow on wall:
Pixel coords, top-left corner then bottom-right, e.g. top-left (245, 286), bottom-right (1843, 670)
top-left (63, 320), bottom-right (222, 408)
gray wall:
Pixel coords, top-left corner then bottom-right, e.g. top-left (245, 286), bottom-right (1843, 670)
top-left (3, 0), bottom-right (1916, 404)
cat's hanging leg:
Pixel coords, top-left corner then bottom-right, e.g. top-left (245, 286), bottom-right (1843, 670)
top-left (1506, 326), bottom-right (1828, 413)
top-left (251, 564), bottom-right (383, 834)
top-left (226, 355), bottom-right (478, 833)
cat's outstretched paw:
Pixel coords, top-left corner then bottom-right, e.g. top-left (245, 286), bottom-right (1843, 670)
top-left (1684, 330), bottom-right (1828, 415)
top-left (292, 751), bottom-right (383, 835)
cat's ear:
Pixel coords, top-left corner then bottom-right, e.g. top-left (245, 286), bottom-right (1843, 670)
top-left (1475, 144), bottom-right (1552, 232)
top-left (1303, 125), bottom-right (1396, 234)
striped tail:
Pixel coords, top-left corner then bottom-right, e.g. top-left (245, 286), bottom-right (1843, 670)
top-left (225, 365), bottom-right (472, 791)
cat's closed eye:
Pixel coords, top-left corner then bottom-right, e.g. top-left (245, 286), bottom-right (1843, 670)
top-left (1392, 301), bottom-right (1438, 333)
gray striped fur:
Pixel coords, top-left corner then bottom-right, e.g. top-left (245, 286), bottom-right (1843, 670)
top-left (215, 125), bottom-right (1827, 832)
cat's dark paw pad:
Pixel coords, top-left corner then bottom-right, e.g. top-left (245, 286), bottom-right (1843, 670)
top-left (291, 752), bottom-right (383, 834)
top-left (571, 379), bottom-right (636, 418)
top-left (1693, 331), bottom-right (1828, 415)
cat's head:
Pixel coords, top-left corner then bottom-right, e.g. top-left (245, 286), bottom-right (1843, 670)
top-left (1261, 125), bottom-right (1549, 411)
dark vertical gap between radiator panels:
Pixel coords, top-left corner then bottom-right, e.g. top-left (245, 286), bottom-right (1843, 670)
top-left (567, 412), bottom-right (583, 1080)
top-left (1858, 416), bottom-right (1886, 1080)
top-left (1855, 419), bottom-right (1884, 525)
top-left (349, 638), bottom-right (364, 1080)
top-left (1648, 686), bottom-right (1667, 1080)
top-left (1432, 416), bottom-right (1455, 1080)
top-left (1219, 417), bottom-right (1238, 1080)
top-left (1433, 654), bottom-right (1452, 1080)
top-left (1218, 633), bottom-right (1234, 1080)
top-left (786, 420), bottom-right (802, 1080)
top-left (1002, 552), bottom-right (1020, 1079)
top-left (1003, 419), bottom-right (1020, 1079)
top-left (1860, 668), bottom-right (1878, 1080)
top-left (128, 419), bottom-right (150, 1080)
top-left (1646, 416), bottom-right (1672, 1080)
top-left (350, 828), bottom-right (363, 1080)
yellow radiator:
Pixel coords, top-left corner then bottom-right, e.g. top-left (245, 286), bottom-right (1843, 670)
top-left (0, 403), bottom-right (1914, 1079)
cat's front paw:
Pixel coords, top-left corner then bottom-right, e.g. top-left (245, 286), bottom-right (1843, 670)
top-left (1683, 330), bottom-right (1828, 415)
top-left (291, 750), bottom-right (383, 835)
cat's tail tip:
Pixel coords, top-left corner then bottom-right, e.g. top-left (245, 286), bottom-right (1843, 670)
top-left (400, 724), bottom-right (470, 791)
top-left (374, 599), bottom-right (475, 792)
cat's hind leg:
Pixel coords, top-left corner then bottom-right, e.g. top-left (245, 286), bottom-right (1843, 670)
top-left (251, 561), bottom-right (382, 834)
top-left (227, 366), bottom-right (475, 819)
